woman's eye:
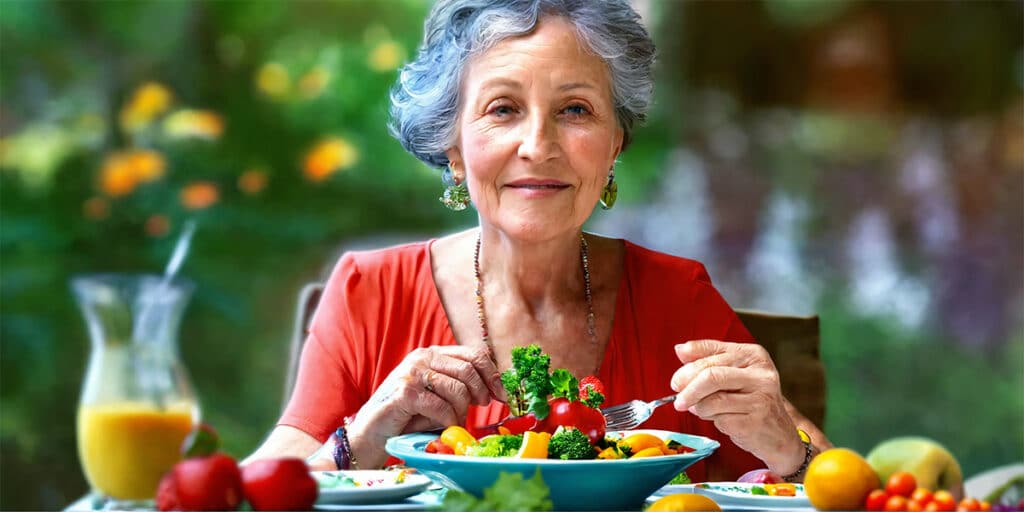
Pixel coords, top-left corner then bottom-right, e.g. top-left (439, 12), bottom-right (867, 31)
top-left (563, 104), bottom-right (591, 117)
top-left (488, 105), bottom-right (516, 117)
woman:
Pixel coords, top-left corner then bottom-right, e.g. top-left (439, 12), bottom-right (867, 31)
top-left (246, 0), bottom-right (831, 482)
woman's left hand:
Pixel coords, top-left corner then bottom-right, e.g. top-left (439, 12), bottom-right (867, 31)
top-left (670, 339), bottom-right (805, 477)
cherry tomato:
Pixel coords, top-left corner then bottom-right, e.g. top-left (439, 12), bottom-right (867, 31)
top-left (887, 472), bottom-right (918, 498)
top-left (911, 488), bottom-right (934, 505)
top-left (867, 489), bottom-right (892, 511)
top-left (932, 490), bottom-right (957, 511)
top-left (241, 458), bottom-right (318, 511)
top-left (543, 397), bottom-right (606, 443)
top-left (957, 498), bottom-right (981, 512)
top-left (156, 453), bottom-right (244, 512)
top-left (425, 439), bottom-right (454, 455)
top-left (908, 500), bottom-right (925, 512)
top-left (886, 495), bottom-right (909, 512)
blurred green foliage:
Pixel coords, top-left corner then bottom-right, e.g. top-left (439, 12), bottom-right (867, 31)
top-left (1, 1), bottom-right (1022, 510)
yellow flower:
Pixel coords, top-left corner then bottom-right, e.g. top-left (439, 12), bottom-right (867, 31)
top-left (368, 40), bottom-right (404, 72)
top-left (302, 137), bottom-right (359, 182)
top-left (164, 109), bottom-right (225, 140)
top-left (257, 62), bottom-right (291, 98)
top-left (180, 181), bottom-right (220, 210)
top-left (298, 67), bottom-right (331, 99)
top-left (120, 82), bottom-right (173, 132)
top-left (238, 168), bottom-right (268, 195)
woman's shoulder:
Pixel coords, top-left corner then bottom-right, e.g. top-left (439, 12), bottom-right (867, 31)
top-left (622, 239), bottom-right (712, 285)
top-left (325, 238), bottom-right (434, 287)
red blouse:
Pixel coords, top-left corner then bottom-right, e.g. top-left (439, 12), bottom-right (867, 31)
top-left (279, 239), bottom-right (763, 481)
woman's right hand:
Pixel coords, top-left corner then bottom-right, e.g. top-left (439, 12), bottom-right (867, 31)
top-left (344, 345), bottom-right (507, 468)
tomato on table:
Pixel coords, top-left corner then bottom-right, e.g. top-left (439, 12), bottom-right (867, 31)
top-left (866, 489), bottom-right (891, 511)
top-left (886, 472), bottom-right (917, 498)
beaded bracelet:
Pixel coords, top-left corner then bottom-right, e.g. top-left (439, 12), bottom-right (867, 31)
top-left (332, 418), bottom-right (359, 470)
top-left (782, 428), bottom-right (813, 483)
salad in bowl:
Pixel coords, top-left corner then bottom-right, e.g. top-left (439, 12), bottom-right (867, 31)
top-left (384, 345), bottom-right (719, 511)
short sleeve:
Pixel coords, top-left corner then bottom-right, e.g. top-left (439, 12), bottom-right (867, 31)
top-left (277, 253), bottom-right (370, 442)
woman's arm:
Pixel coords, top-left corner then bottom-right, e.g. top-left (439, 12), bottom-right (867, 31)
top-left (241, 426), bottom-right (324, 467)
top-left (784, 396), bottom-right (833, 456)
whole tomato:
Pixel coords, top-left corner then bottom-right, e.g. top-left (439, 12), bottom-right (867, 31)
top-left (542, 398), bottom-right (606, 443)
top-left (240, 458), bottom-right (318, 511)
top-left (887, 472), bottom-right (918, 498)
top-left (156, 453), bottom-right (244, 511)
top-left (866, 489), bottom-right (892, 511)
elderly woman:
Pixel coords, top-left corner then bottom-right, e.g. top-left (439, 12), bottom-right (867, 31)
top-left (247, 0), bottom-right (831, 482)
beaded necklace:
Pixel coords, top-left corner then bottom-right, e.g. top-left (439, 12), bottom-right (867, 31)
top-left (473, 232), bottom-right (598, 364)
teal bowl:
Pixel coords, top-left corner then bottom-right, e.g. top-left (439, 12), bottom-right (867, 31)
top-left (385, 429), bottom-right (718, 511)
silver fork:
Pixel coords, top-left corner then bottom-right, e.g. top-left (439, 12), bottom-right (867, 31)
top-left (602, 394), bottom-right (677, 431)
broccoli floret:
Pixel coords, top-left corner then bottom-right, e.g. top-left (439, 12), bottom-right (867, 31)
top-left (465, 435), bottom-right (523, 458)
top-left (502, 345), bottom-right (553, 418)
top-left (547, 427), bottom-right (595, 460)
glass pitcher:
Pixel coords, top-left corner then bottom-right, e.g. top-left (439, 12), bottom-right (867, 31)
top-left (72, 274), bottom-right (200, 507)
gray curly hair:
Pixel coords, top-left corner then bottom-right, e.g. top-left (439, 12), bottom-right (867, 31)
top-left (389, 0), bottom-right (657, 169)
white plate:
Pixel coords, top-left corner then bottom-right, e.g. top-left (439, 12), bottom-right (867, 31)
top-left (313, 491), bottom-right (442, 511)
top-left (313, 470), bottom-right (433, 505)
top-left (650, 482), bottom-right (812, 510)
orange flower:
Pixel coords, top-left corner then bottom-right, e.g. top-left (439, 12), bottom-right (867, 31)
top-left (238, 169), bottom-right (268, 195)
top-left (98, 149), bottom-right (166, 197)
top-left (83, 197), bottom-right (110, 220)
top-left (303, 137), bottom-right (359, 182)
top-left (180, 181), bottom-right (219, 210)
top-left (164, 109), bottom-right (225, 140)
top-left (145, 214), bottom-right (170, 238)
top-left (257, 62), bottom-right (291, 98)
top-left (129, 150), bottom-right (166, 182)
top-left (120, 82), bottom-right (173, 132)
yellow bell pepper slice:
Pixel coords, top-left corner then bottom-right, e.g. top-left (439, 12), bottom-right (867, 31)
top-left (439, 426), bottom-right (478, 455)
top-left (515, 431), bottom-right (551, 459)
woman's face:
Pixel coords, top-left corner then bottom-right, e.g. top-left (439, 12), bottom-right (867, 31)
top-left (447, 16), bottom-right (624, 242)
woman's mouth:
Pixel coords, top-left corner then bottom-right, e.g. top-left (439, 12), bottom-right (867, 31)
top-left (505, 180), bottom-right (571, 198)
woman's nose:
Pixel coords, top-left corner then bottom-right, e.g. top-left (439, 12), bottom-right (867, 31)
top-left (516, 114), bottom-right (560, 162)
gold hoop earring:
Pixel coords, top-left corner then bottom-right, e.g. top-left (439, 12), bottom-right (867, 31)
top-left (440, 165), bottom-right (470, 211)
top-left (599, 168), bottom-right (617, 210)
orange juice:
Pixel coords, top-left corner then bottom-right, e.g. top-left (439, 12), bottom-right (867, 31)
top-left (77, 401), bottom-right (196, 500)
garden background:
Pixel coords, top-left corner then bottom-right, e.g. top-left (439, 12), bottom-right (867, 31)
top-left (1, 1), bottom-right (1021, 509)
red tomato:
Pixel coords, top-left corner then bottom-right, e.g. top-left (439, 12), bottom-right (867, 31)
top-left (425, 439), bottom-right (454, 455)
top-left (911, 488), bottom-right (934, 505)
top-left (932, 490), bottom-right (957, 511)
top-left (579, 376), bottom-right (606, 402)
top-left (241, 458), bottom-right (318, 511)
top-left (887, 472), bottom-right (918, 498)
top-left (909, 500), bottom-right (925, 512)
top-left (156, 453), bottom-right (244, 512)
top-left (957, 498), bottom-right (981, 512)
top-left (867, 489), bottom-right (892, 511)
top-left (886, 495), bottom-right (910, 512)
top-left (543, 398), bottom-right (606, 443)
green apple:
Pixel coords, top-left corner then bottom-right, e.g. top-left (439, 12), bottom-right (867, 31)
top-left (866, 437), bottom-right (964, 499)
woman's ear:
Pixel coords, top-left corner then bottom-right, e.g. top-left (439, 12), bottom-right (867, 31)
top-left (445, 147), bottom-right (465, 180)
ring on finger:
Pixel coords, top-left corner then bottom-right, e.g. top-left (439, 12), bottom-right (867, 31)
top-left (422, 370), bottom-right (435, 393)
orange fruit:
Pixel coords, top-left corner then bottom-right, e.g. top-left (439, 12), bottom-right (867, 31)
top-left (804, 447), bottom-right (881, 510)
top-left (647, 494), bottom-right (721, 511)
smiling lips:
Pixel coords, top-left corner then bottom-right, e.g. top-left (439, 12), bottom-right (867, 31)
top-left (505, 179), bottom-right (570, 196)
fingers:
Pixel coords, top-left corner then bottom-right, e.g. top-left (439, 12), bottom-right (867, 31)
top-left (670, 351), bottom-right (736, 392)
top-left (686, 390), bottom-right (762, 419)
top-left (673, 365), bottom-right (752, 410)
top-left (419, 367), bottom-right (472, 420)
top-left (422, 345), bottom-right (507, 402)
top-left (426, 351), bottom-right (491, 406)
top-left (674, 340), bottom-right (731, 364)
